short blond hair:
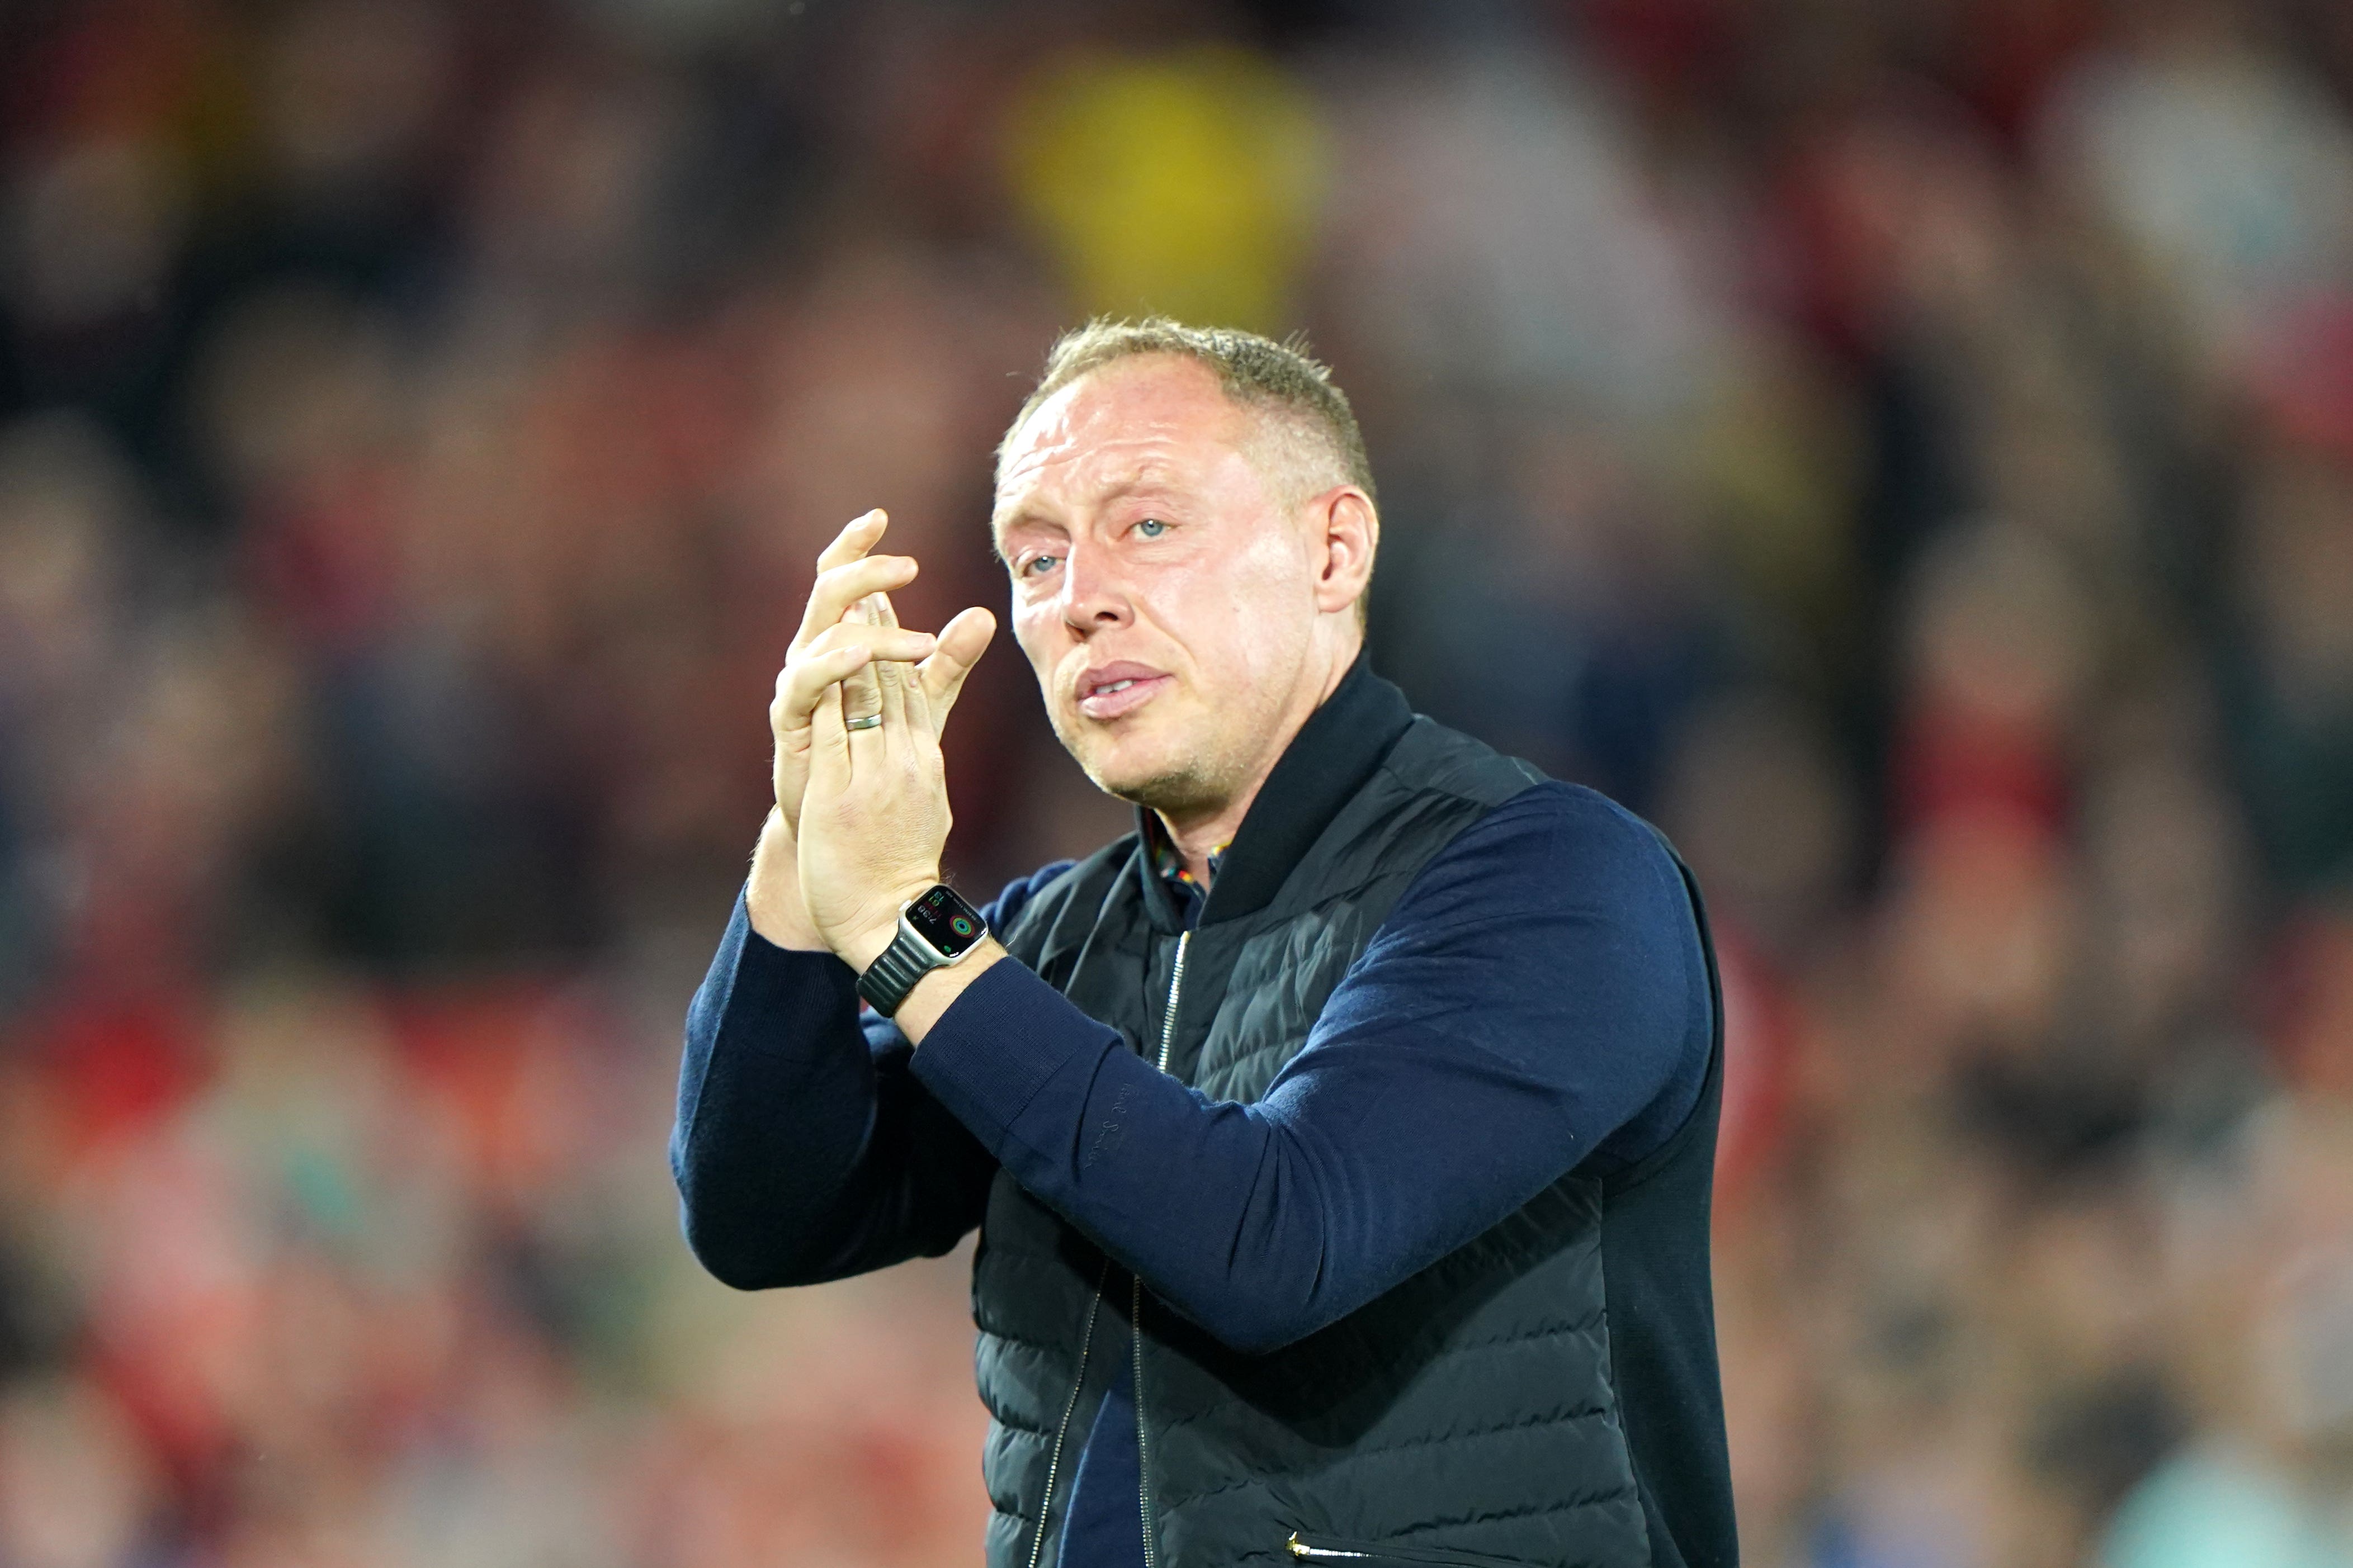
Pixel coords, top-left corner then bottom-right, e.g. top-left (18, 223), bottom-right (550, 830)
top-left (998, 316), bottom-right (1377, 509)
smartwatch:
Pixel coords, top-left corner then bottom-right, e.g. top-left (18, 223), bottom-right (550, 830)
top-left (856, 883), bottom-right (990, 1017)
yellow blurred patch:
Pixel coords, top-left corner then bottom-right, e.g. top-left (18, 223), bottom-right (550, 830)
top-left (1003, 45), bottom-right (1327, 333)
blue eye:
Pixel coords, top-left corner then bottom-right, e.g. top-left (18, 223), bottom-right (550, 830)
top-left (1136, 518), bottom-right (1168, 538)
top-left (1021, 554), bottom-right (1060, 577)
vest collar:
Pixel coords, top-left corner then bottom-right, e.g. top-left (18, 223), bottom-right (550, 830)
top-left (1135, 648), bottom-right (1414, 931)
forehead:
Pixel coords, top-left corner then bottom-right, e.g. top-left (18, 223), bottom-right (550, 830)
top-left (993, 356), bottom-right (1253, 529)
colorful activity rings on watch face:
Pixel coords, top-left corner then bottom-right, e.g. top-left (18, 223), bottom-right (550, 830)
top-left (906, 884), bottom-right (987, 959)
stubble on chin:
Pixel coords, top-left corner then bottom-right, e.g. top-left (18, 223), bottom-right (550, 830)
top-left (1096, 757), bottom-right (1232, 818)
top-left (1062, 718), bottom-right (1242, 820)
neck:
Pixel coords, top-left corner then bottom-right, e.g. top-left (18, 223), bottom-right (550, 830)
top-left (1153, 629), bottom-right (1360, 884)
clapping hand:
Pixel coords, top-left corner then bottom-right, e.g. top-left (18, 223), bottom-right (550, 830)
top-left (769, 510), bottom-right (990, 837)
top-left (761, 509), bottom-right (994, 967)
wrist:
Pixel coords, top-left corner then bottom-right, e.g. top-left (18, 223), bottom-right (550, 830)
top-left (746, 810), bottom-right (828, 950)
top-left (837, 877), bottom-right (942, 973)
top-left (839, 920), bottom-right (898, 975)
top-left (891, 938), bottom-right (1006, 1044)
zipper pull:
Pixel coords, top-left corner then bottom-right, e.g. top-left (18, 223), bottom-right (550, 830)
top-left (1287, 1533), bottom-right (1371, 1560)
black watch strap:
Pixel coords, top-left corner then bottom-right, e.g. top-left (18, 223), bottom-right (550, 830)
top-left (856, 929), bottom-right (935, 1017)
top-left (854, 884), bottom-right (989, 1017)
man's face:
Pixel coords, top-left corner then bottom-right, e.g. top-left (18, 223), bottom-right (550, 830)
top-left (993, 355), bottom-right (1336, 817)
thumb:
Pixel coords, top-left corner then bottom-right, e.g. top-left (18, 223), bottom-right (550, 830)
top-left (918, 607), bottom-right (996, 729)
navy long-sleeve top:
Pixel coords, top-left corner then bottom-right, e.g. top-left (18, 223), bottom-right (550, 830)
top-left (670, 779), bottom-right (1712, 1567)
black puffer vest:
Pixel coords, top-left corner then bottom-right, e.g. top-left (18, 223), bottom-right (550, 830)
top-left (973, 660), bottom-right (1731, 1568)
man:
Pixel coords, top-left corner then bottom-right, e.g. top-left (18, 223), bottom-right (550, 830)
top-left (671, 319), bottom-right (1735, 1568)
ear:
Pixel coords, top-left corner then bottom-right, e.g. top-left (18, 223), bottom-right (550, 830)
top-left (1308, 486), bottom-right (1378, 617)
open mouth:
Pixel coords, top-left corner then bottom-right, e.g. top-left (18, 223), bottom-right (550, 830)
top-left (1076, 666), bottom-right (1171, 721)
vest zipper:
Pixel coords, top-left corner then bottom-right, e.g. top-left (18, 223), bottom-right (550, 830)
top-left (1136, 927), bottom-right (1191, 1568)
top-left (1026, 1258), bottom-right (1111, 1568)
top-left (1284, 1531), bottom-right (1535, 1566)
top-left (1153, 928), bottom-right (1192, 1071)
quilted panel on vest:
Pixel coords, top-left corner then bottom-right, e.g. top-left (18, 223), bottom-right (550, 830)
top-left (1144, 1174), bottom-right (1650, 1568)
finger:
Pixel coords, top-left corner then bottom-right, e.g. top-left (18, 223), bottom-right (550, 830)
top-left (792, 622), bottom-right (936, 668)
top-left (794, 554), bottom-right (919, 653)
top-left (857, 581), bottom-right (901, 631)
top-left (773, 628), bottom-right (933, 744)
top-left (808, 654), bottom-right (852, 781)
top-left (801, 505), bottom-right (892, 643)
top-left (868, 598), bottom-right (916, 742)
top-left (814, 508), bottom-right (887, 574)
top-left (845, 644), bottom-right (891, 760)
top-left (918, 607), bottom-right (997, 729)
top-left (876, 642), bottom-right (913, 741)
top-left (772, 642), bottom-right (883, 737)
top-left (900, 638), bottom-right (936, 736)
top-left (839, 593), bottom-right (889, 728)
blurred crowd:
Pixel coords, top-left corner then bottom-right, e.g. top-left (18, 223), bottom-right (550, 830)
top-left (2, 0), bottom-right (2351, 1564)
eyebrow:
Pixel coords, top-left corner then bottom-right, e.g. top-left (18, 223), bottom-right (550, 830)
top-left (988, 507), bottom-right (1056, 558)
top-left (989, 472), bottom-right (1185, 558)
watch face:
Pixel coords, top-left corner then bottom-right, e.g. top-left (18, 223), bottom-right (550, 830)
top-left (905, 884), bottom-right (986, 959)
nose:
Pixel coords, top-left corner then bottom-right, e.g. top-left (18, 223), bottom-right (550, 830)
top-left (1056, 540), bottom-right (1130, 634)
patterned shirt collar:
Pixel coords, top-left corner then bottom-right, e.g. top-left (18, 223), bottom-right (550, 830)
top-left (1146, 815), bottom-right (1226, 890)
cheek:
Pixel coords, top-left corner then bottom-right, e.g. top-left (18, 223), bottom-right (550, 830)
top-left (1011, 601), bottom-right (1062, 669)
top-left (1185, 536), bottom-right (1316, 665)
